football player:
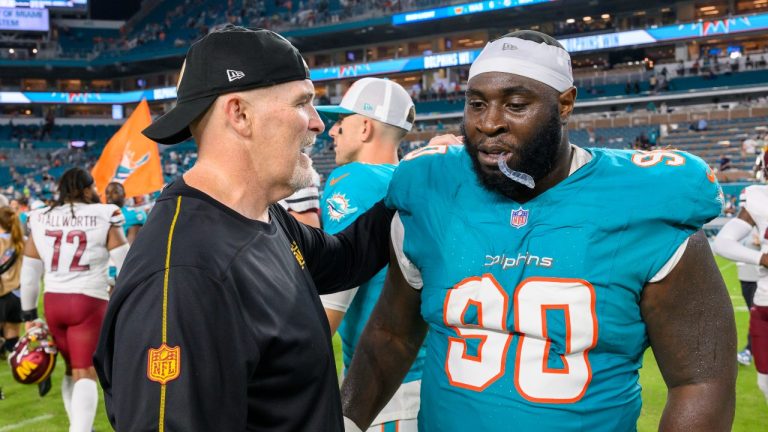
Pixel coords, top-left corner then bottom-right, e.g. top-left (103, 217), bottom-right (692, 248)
top-left (20, 168), bottom-right (128, 432)
top-left (714, 150), bottom-right (768, 404)
top-left (316, 77), bottom-right (422, 431)
top-left (105, 181), bottom-right (147, 244)
top-left (341, 31), bottom-right (736, 432)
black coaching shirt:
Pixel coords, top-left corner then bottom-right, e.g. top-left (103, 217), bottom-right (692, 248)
top-left (94, 179), bottom-right (393, 431)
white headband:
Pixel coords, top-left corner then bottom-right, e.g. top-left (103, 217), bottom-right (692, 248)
top-left (468, 37), bottom-right (574, 92)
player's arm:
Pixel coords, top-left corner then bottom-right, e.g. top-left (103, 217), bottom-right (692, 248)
top-left (340, 240), bottom-right (427, 430)
top-left (20, 234), bottom-right (44, 330)
top-left (322, 288), bottom-right (358, 334)
top-left (126, 225), bottom-right (141, 244)
top-left (107, 210), bottom-right (129, 276)
top-left (286, 201), bottom-right (394, 295)
top-left (641, 231), bottom-right (736, 432)
top-left (712, 208), bottom-right (768, 266)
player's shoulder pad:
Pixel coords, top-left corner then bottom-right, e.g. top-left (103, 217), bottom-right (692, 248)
top-left (608, 148), bottom-right (722, 224)
top-left (599, 148), bottom-right (714, 186)
top-left (386, 144), bottom-right (465, 212)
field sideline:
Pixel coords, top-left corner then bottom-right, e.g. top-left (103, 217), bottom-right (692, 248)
top-left (0, 256), bottom-right (763, 431)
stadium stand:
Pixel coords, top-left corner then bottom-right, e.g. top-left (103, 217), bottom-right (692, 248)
top-left (4, 1), bottom-right (768, 430)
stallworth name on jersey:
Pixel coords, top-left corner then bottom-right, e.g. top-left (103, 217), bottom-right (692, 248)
top-left (34, 212), bottom-right (100, 228)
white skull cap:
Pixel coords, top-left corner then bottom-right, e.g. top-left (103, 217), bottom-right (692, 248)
top-left (468, 36), bottom-right (574, 92)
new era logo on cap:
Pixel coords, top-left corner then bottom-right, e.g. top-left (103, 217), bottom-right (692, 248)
top-left (142, 26), bottom-right (311, 145)
top-left (227, 69), bottom-right (245, 82)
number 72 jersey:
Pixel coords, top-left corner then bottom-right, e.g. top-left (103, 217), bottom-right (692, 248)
top-left (386, 146), bottom-right (722, 432)
top-left (29, 202), bottom-right (124, 300)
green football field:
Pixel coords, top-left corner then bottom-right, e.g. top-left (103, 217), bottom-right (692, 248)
top-left (0, 256), bottom-right (765, 431)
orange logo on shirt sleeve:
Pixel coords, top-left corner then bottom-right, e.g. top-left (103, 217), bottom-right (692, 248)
top-left (147, 344), bottom-right (181, 384)
top-left (706, 167), bottom-right (717, 183)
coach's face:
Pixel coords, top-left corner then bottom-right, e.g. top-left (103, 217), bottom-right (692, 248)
top-left (463, 72), bottom-right (575, 199)
top-left (252, 79), bottom-right (325, 195)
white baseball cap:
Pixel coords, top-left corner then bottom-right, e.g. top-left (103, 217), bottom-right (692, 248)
top-left (316, 78), bottom-right (415, 131)
top-left (469, 34), bottom-right (574, 92)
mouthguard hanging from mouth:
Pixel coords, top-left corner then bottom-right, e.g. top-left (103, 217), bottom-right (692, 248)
top-left (497, 152), bottom-right (535, 189)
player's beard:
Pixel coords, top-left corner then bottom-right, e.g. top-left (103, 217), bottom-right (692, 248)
top-left (463, 108), bottom-right (563, 200)
top-left (288, 134), bottom-right (317, 191)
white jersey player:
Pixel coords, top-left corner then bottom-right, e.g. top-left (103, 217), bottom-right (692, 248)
top-left (19, 168), bottom-right (129, 432)
top-left (28, 202), bottom-right (124, 300)
top-left (714, 151), bottom-right (768, 405)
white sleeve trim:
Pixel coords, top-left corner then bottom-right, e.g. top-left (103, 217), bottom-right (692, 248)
top-left (713, 218), bottom-right (763, 266)
top-left (649, 238), bottom-right (689, 283)
top-left (391, 212), bottom-right (423, 290)
top-left (321, 287), bottom-right (359, 312)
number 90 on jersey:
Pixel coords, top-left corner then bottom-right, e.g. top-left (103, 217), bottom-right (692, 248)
top-left (443, 275), bottom-right (598, 403)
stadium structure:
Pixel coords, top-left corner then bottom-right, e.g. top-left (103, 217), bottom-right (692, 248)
top-left (0, 0), bottom-right (767, 208)
top-left (0, 0), bottom-right (767, 429)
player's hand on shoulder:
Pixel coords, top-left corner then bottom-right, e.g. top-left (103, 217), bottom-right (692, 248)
top-left (427, 134), bottom-right (463, 147)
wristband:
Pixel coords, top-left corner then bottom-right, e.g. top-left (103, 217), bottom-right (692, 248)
top-left (21, 308), bottom-right (38, 322)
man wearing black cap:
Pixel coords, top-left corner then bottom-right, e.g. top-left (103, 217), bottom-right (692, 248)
top-left (94, 26), bottom-right (393, 431)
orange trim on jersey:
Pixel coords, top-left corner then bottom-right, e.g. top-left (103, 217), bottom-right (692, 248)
top-left (458, 298), bottom-right (485, 362)
top-left (158, 195), bottom-right (182, 432)
top-left (706, 167), bottom-right (717, 183)
top-left (443, 274), bottom-right (512, 392)
top-left (403, 144), bottom-right (449, 161)
top-left (512, 277), bottom-right (598, 404)
top-left (540, 304), bottom-right (570, 375)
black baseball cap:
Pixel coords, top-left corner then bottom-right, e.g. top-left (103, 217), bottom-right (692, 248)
top-left (143, 25), bottom-right (310, 144)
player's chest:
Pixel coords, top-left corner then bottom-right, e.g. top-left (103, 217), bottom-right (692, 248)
top-left (418, 198), bottom-right (640, 328)
top-left (427, 196), bottom-right (624, 279)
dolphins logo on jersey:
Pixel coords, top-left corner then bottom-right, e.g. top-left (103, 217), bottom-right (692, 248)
top-left (113, 149), bottom-right (151, 183)
top-left (326, 193), bottom-right (358, 222)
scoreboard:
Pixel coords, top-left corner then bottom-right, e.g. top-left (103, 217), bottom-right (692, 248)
top-left (0, 0), bottom-right (87, 10)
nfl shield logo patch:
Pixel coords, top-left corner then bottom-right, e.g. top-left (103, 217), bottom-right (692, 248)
top-left (510, 207), bottom-right (529, 229)
top-left (147, 344), bottom-right (181, 384)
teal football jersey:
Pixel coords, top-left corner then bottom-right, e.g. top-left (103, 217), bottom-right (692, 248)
top-left (385, 145), bottom-right (722, 431)
top-left (322, 162), bottom-right (425, 383)
top-left (121, 206), bottom-right (146, 236)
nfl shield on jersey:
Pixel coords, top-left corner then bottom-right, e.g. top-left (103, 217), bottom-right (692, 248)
top-left (385, 145), bottom-right (722, 432)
